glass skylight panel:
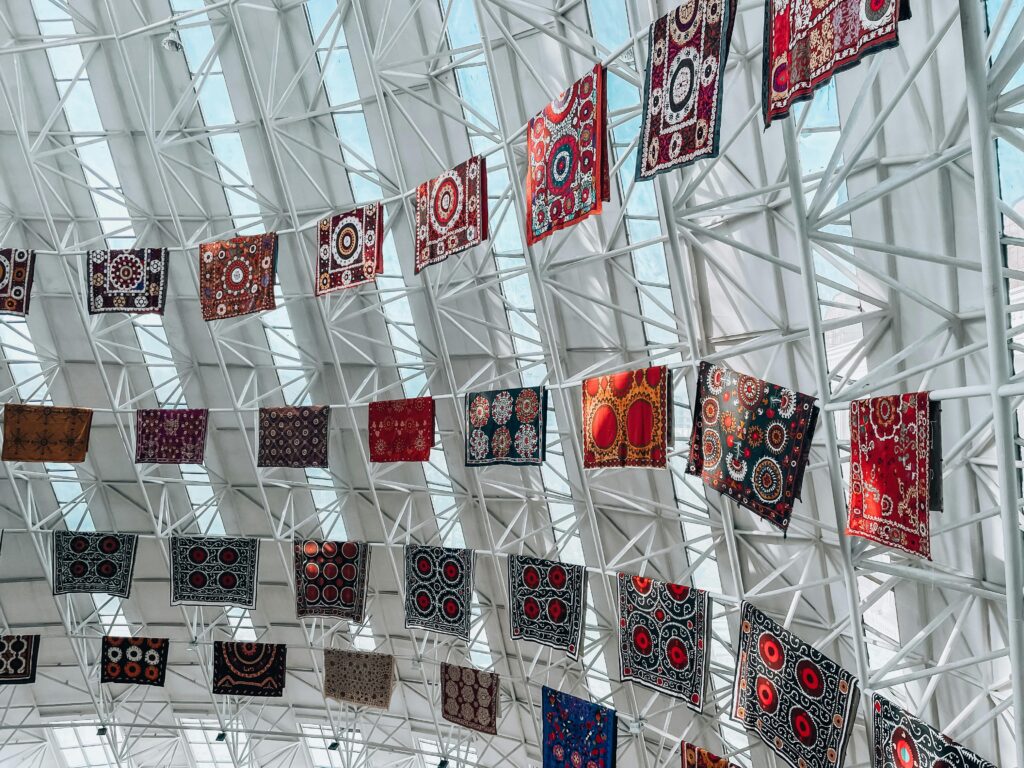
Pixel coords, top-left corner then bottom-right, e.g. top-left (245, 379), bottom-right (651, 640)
top-left (302, 723), bottom-right (365, 768)
top-left (52, 724), bottom-right (117, 768)
top-left (180, 718), bottom-right (249, 768)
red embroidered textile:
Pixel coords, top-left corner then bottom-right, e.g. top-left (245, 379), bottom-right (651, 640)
top-left (682, 742), bottom-right (738, 768)
top-left (415, 155), bottom-right (488, 272)
top-left (582, 366), bottom-right (672, 468)
top-left (199, 233), bottom-right (277, 320)
top-left (847, 393), bottom-right (940, 559)
top-left (526, 65), bottom-right (609, 245)
top-left (763, 0), bottom-right (909, 127)
top-left (368, 397), bottom-right (434, 462)
top-left (316, 202), bottom-right (383, 294)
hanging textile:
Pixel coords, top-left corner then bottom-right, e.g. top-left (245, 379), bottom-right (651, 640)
top-left (465, 385), bottom-right (547, 466)
top-left (0, 636), bottom-right (40, 684)
top-left (733, 602), bottom-right (859, 768)
top-left (316, 202), bottom-right (384, 294)
top-left (542, 686), bottom-right (617, 768)
top-left (404, 545), bottom-right (474, 640)
top-left (87, 248), bottom-right (169, 314)
top-left (257, 406), bottom-right (330, 468)
top-left (582, 365), bottom-right (673, 468)
top-left (846, 393), bottom-right (941, 559)
top-left (763, 0), bottom-right (910, 127)
top-left (2, 404), bottom-right (93, 463)
top-left (170, 536), bottom-right (259, 609)
top-left (526, 65), bottom-right (609, 245)
top-left (508, 554), bottom-right (586, 661)
top-left (686, 361), bottom-right (818, 531)
top-left (101, 636), bottom-right (169, 687)
top-left (0, 249), bottom-right (36, 316)
top-left (682, 742), bottom-right (738, 768)
top-left (415, 155), bottom-right (488, 272)
top-left (212, 641), bottom-right (286, 697)
top-left (368, 396), bottom-right (434, 462)
top-left (441, 662), bottom-right (500, 735)
top-left (871, 693), bottom-right (995, 768)
top-left (52, 531), bottom-right (138, 599)
top-left (323, 648), bottom-right (395, 709)
top-left (134, 408), bottom-right (208, 464)
top-left (294, 539), bottom-right (369, 621)
top-left (199, 233), bottom-right (277, 320)
top-left (617, 573), bottom-right (710, 710)
top-left (636, 0), bottom-right (739, 180)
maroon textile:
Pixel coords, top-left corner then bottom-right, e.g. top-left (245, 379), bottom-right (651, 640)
top-left (414, 155), bottom-right (488, 272)
top-left (0, 249), bottom-right (36, 316)
top-left (368, 397), bottom-right (434, 462)
top-left (257, 406), bottom-right (330, 468)
top-left (316, 202), bottom-right (383, 293)
top-left (135, 409), bottom-right (208, 464)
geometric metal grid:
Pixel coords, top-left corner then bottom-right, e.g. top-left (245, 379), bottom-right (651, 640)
top-left (0, 0), bottom-right (1019, 766)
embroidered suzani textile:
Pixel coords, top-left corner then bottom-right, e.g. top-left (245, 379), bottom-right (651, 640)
top-left (0, 249), bottom-right (36, 316)
top-left (542, 686), bottom-right (616, 768)
top-left (199, 233), bottom-right (277, 320)
top-left (686, 361), bottom-right (818, 531)
top-left (526, 65), bottom-right (609, 245)
top-left (847, 393), bottom-right (941, 559)
top-left (53, 531), bottom-right (138, 599)
top-left (0, 636), bottom-right (40, 684)
top-left (508, 555), bottom-right (586, 660)
top-left (617, 573), bottom-right (710, 710)
top-left (87, 248), bottom-right (169, 314)
top-left (294, 539), bottom-right (369, 620)
top-left (733, 602), bottom-right (859, 768)
top-left (682, 742), bottom-right (738, 768)
top-left (441, 662), bottom-right (500, 735)
top-left (871, 693), bottom-right (996, 768)
top-left (763, 0), bottom-right (909, 127)
top-left (323, 649), bottom-right (395, 709)
top-left (212, 641), bottom-right (286, 697)
top-left (582, 365), bottom-right (672, 468)
top-left (170, 536), bottom-right (259, 609)
top-left (101, 636), bottom-right (168, 687)
top-left (636, 0), bottom-right (738, 179)
top-left (415, 155), bottom-right (488, 272)
top-left (368, 397), bottom-right (434, 462)
top-left (466, 385), bottom-right (547, 466)
top-left (134, 408), bottom-right (208, 464)
top-left (317, 202), bottom-right (383, 294)
top-left (2, 404), bottom-right (93, 463)
top-left (404, 545), bottom-right (473, 640)
top-left (257, 406), bottom-right (330, 468)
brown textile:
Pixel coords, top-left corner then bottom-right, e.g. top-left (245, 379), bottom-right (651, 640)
top-left (441, 662), bottom-right (499, 735)
top-left (323, 648), bottom-right (394, 709)
top-left (2, 404), bottom-right (93, 462)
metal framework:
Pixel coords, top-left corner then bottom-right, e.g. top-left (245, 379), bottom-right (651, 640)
top-left (0, 0), bottom-right (1020, 766)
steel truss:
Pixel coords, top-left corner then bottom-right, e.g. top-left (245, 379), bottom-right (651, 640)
top-left (0, 0), bottom-right (1019, 766)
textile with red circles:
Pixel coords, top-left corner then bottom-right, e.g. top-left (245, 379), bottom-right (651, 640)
top-left (617, 573), bottom-right (710, 711)
top-left (846, 393), bottom-right (940, 559)
top-left (871, 693), bottom-right (995, 768)
top-left (542, 686), bottom-right (616, 768)
top-left (763, 0), bottom-right (908, 127)
top-left (198, 233), bottom-right (277, 320)
top-left (465, 385), bottom-right (547, 466)
top-left (0, 249), bottom-right (36, 316)
top-left (582, 365), bottom-right (672, 468)
top-left (733, 602), bottom-right (859, 768)
top-left (508, 555), bottom-right (586, 660)
top-left (101, 636), bottom-right (168, 687)
top-left (52, 531), bottom-right (138, 599)
top-left (87, 248), bottom-right (169, 314)
top-left (415, 155), bottom-right (488, 272)
top-left (135, 408), bottom-right (208, 464)
top-left (170, 536), bottom-right (259, 609)
top-left (2, 403), bottom-right (93, 463)
top-left (404, 545), bottom-right (473, 640)
top-left (257, 406), bottom-right (330, 468)
top-left (0, 636), bottom-right (40, 684)
top-left (681, 742), bottom-right (737, 768)
top-left (685, 361), bottom-right (818, 531)
top-left (212, 641), bottom-right (286, 697)
top-left (636, 0), bottom-right (738, 180)
top-left (369, 397), bottom-right (435, 462)
top-left (441, 662), bottom-right (500, 735)
top-left (317, 202), bottom-right (383, 294)
top-left (526, 65), bottom-right (609, 245)
top-left (294, 539), bottom-right (369, 620)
